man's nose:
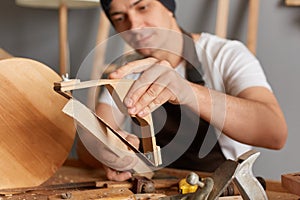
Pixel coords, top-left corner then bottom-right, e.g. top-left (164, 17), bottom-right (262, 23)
top-left (128, 12), bottom-right (143, 30)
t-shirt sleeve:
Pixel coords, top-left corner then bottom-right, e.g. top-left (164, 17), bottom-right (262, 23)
top-left (219, 41), bottom-right (272, 96)
top-left (98, 87), bottom-right (118, 107)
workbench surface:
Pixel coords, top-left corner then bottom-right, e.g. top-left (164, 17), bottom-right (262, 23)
top-left (0, 161), bottom-right (299, 200)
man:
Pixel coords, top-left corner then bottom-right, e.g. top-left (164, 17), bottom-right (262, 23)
top-left (78, 0), bottom-right (287, 181)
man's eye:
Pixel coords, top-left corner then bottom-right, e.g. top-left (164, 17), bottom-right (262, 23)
top-left (138, 5), bottom-right (148, 11)
top-left (112, 16), bottom-right (125, 23)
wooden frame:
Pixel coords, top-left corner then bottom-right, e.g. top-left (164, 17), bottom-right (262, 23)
top-left (54, 79), bottom-right (162, 171)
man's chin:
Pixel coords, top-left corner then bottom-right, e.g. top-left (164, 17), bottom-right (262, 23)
top-left (136, 48), bottom-right (156, 57)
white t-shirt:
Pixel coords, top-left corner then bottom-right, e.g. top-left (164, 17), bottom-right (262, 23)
top-left (99, 32), bottom-right (272, 160)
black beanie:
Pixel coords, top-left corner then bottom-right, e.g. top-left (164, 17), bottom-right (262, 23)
top-left (100, 0), bottom-right (176, 20)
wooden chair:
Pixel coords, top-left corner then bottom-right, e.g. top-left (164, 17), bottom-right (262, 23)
top-left (215, 0), bottom-right (260, 55)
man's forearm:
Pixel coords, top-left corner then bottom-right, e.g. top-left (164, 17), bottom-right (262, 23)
top-left (189, 83), bottom-right (287, 149)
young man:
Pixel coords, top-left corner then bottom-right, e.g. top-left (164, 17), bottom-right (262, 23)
top-left (78, 0), bottom-right (287, 181)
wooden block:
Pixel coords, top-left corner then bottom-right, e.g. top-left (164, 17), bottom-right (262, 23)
top-left (48, 188), bottom-right (135, 200)
top-left (281, 172), bottom-right (300, 196)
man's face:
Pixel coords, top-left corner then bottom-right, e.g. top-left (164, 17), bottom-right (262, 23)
top-left (109, 0), bottom-right (177, 56)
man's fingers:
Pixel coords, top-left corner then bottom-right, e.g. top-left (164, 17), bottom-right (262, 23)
top-left (137, 89), bottom-right (175, 117)
top-left (109, 57), bottom-right (158, 79)
top-left (124, 61), bottom-right (171, 109)
top-left (105, 167), bottom-right (132, 181)
top-left (128, 84), bottom-right (169, 116)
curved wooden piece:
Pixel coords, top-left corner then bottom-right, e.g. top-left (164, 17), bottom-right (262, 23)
top-left (0, 58), bottom-right (75, 189)
top-left (55, 79), bottom-right (162, 166)
top-left (62, 98), bottom-right (154, 178)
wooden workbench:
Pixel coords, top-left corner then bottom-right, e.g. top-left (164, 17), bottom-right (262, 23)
top-left (0, 160), bottom-right (299, 200)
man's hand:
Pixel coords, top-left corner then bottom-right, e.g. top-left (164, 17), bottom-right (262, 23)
top-left (109, 57), bottom-right (196, 118)
top-left (101, 130), bottom-right (140, 181)
top-left (78, 128), bottom-right (140, 181)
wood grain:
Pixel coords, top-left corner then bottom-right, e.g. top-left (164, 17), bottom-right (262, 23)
top-left (281, 172), bottom-right (300, 196)
top-left (0, 57), bottom-right (75, 189)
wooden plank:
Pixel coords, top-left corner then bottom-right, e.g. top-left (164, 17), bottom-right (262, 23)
top-left (281, 172), bottom-right (300, 196)
top-left (48, 188), bottom-right (135, 200)
top-left (215, 0), bottom-right (230, 38)
top-left (266, 180), bottom-right (290, 193)
top-left (285, 0), bottom-right (300, 6)
top-left (59, 3), bottom-right (69, 75)
top-left (267, 190), bottom-right (300, 199)
top-left (247, 0), bottom-right (260, 55)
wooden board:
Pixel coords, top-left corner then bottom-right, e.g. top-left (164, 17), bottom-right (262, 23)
top-left (48, 188), bottom-right (135, 200)
top-left (281, 172), bottom-right (300, 196)
top-left (0, 57), bottom-right (76, 189)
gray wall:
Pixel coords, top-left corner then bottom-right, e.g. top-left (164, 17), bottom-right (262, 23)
top-left (1, 0), bottom-right (299, 180)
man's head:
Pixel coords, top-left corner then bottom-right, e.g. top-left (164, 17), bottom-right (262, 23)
top-left (100, 0), bottom-right (181, 58)
top-left (100, 0), bottom-right (176, 22)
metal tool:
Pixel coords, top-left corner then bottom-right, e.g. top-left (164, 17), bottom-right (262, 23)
top-left (233, 150), bottom-right (268, 200)
top-left (159, 150), bottom-right (268, 200)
